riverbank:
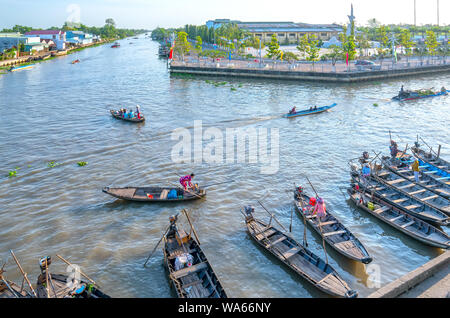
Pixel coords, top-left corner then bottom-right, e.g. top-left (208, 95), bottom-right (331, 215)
top-left (169, 59), bottom-right (450, 83)
top-left (368, 251), bottom-right (449, 298)
top-left (0, 38), bottom-right (119, 73)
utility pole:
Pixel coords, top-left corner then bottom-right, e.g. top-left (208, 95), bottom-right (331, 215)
top-left (414, 0), bottom-right (416, 26)
top-left (437, 0), bottom-right (439, 26)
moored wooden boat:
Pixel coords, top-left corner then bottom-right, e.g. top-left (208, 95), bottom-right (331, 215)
top-left (283, 103), bottom-right (337, 118)
top-left (162, 214), bottom-right (227, 298)
top-left (35, 256), bottom-right (110, 298)
top-left (348, 186), bottom-right (450, 249)
top-left (102, 186), bottom-right (206, 202)
top-left (373, 167), bottom-right (450, 216)
top-left (0, 267), bottom-right (31, 298)
top-left (383, 158), bottom-right (450, 199)
top-left (9, 64), bottom-right (33, 72)
top-left (51, 50), bottom-right (68, 57)
top-left (350, 173), bottom-right (450, 226)
top-left (294, 188), bottom-right (372, 264)
top-left (110, 109), bottom-right (145, 123)
top-left (412, 146), bottom-right (450, 174)
top-left (111, 42), bottom-right (120, 48)
top-left (243, 206), bottom-right (357, 298)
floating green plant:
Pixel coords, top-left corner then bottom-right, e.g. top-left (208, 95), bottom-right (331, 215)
top-left (373, 103), bottom-right (379, 106)
top-left (48, 161), bottom-right (60, 168)
top-left (27, 165), bottom-right (31, 168)
top-left (8, 170), bottom-right (17, 177)
top-left (231, 87), bottom-right (237, 91)
top-left (77, 161), bottom-right (88, 167)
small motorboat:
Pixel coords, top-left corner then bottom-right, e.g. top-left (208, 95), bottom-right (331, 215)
top-left (111, 42), bottom-right (120, 48)
top-left (110, 109), bottom-right (145, 123)
top-left (284, 103), bottom-right (337, 118)
top-left (392, 87), bottom-right (448, 101)
top-left (71, 59), bottom-right (80, 64)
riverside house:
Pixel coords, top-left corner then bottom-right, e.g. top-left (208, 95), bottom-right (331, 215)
top-left (25, 30), bottom-right (66, 50)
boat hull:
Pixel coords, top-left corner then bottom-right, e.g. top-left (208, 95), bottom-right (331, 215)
top-left (284, 103), bottom-right (337, 118)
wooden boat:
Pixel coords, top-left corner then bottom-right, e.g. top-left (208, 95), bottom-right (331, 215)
top-left (350, 173), bottom-right (450, 226)
top-left (294, 189), bottom-right (372, 264)
top-left (110, 110), bottom-right (145, 123)
top-left (35, 256), bottom-right (110, 298)
top-left (162, 215), bottom-right (227, 298)
top-left (51, 50), bottom-right (68, 57)
top-left (0, 268), bottom-right (30, 298)
top-left (103, 186), bottom-right (206, 202)
top-left (9, 64), bottom-right (33, 72)
top-left (392, 89), bottom-right (449, 101)
top-left (373, 168), bottom-right (450, 216)
top-left (243, 206), bottom-right (357, 298)
top-left (42, 54), bottom-right (51, 60)
top-left (412, 145), bottom-right (450, 174)
top-left (111, 42), bottom-right (120, 48)
top-left (348, 187), bottom-right (450, 249)
top-left (383, 158), bottom-right (450, 199)
top-left (283, 103), bottom-right (337, 118)
top-left (71, 59), bottom-right (80, 64)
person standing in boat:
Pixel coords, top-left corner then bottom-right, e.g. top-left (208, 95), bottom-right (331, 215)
top-left (136, 105), bottom-right (141, 119)
top-left (411, 159), bottom-right (420, 183)
top-left (390, 140), bottom-right (398, 158)
top-left (180, 174), bottom-right (195, 191)
top-left (312, 197), bottom-right (327, 221)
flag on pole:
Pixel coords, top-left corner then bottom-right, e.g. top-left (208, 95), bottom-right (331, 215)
top-left (346, 52), bottom-right (349, 66)
top-left (169, 40), bottom-right (175, 60)
top-left (393, 46), bottom-right (397, 63)
top-left (280, 51), bottom-right (284, 61)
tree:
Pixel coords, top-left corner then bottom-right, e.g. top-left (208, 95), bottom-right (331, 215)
top-left (368, 18), bottom-right (381, 29)
top-left (105, 18), bottom-right (116, 27)
top-left (306, 34), bottom-right (320, 66)
top-left (266, 34), bottom-right (281, 60)
top-left (376, 25), bottom-right (389, 49)
top-left (283, 51), bottom-right (298, 61)
top-left (195, 36), bottom-right (203, 53)
top-left (399, 28), bottom-right (414, 62)
top-left (356, 31), bottom-right (371, 57)
top-left (296, 34), bottom-right (309, 59)
top-left (174, 31), bottom-right (191, 61)
top-left (425, 30), bottom-right (438, 59)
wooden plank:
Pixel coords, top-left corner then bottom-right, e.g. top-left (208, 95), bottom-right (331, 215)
top-left (388, 179), bottom-right (406, 185)
top-left (377, 172), bottom-right (389, 177)
top-left (424, 171), bottom-right (438, 174)
top-left (404, 205), bottom-right (420, 210)
top-left (421, 195), bottom-right (438, 201)
top-left (408, 189), bottom-right (427, 195)
top-left (182, 279), bottom-right (203, 289)
top-left (390, 215), bottom-right (404, 222)
top-left (400, 220), bottom-right (415, 228)
top-left (318, 221), bottom-right (338, 226)
top-left (282, 246), bottom-right (301, 260)
top-left (399, 184), bottom-right (415, 189)
top-left (306, 215), bottom-right (317, 219)
top-left (266, 236), bottom-right (287, 248)
top-left (323, 230), bottom-right (346, 237)
top-left (373, 206), bottom-right (390, 214)
top-left (393, 198), bottom-right (408, 203)
top-left (436, 177), bottom-right (450, 181)
top-left (172, 262), bottom-right (208, 279)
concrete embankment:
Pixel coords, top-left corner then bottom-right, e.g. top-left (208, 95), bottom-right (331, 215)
top-left (170, 63), bottom-right (450, 83)
top-left (368, 251), bottom-right (449, 298)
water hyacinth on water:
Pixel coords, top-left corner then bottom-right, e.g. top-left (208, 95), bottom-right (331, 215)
top-left (8, 170), bottom-right (17, 178)
top-left (77, 161), bottom-right (88, 167)
top-left (48, 161), bottom-right (60, 168)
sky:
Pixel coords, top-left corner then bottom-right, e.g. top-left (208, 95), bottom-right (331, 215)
top-left (0, 0), bottom-right (448, 30)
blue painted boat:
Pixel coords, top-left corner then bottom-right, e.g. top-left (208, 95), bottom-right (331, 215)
top-left (392, 90), bottom-right (449, 101)
top-left (283, 103), bottom-right (337, 118)
top-left (9, 65), bottom-right (33, 72)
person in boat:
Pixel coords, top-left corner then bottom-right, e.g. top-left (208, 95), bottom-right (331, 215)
top-left (362, 163), bottom-right (371, 179)
top-left (309, 107), bottom-right (313, 111)
top-left (128, 109), bottom-right (134, 118)
top-left (180, 174), bottom-right (195, 192)
top-left (122, 109), bottom-right (127, 118)
top-left (289, 106), bottom-right (296, 115)
top-left (441, 86), bottom-right (447, 93)
top-left (411, 159), bottom-right (420, 183)
top-left (312, 197), bottom-right (327, 221)
top-left (390, 140), bottom-right (398, 158)
top-left (314, 106), bottom-right (317, 110)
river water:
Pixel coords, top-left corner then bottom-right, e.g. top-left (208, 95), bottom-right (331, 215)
top-left (0, 37), bottom-right (449, 298)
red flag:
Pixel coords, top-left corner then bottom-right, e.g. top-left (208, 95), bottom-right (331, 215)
top-left (169, 47), bottom-right (173, 59)
top-left (346, 52), bottom-right (349, 66)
